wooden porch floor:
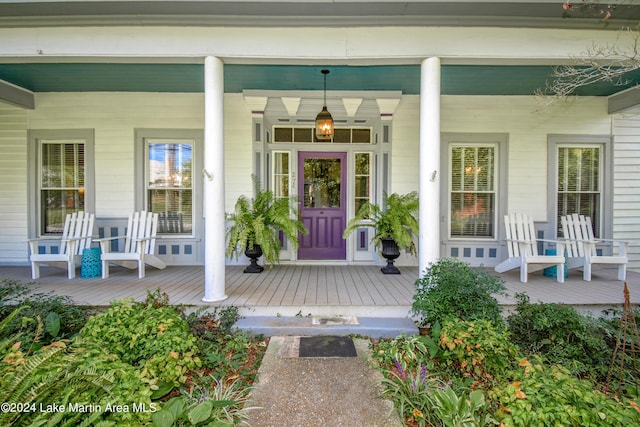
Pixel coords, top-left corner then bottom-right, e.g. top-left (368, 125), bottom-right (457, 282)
top-left (0, 264), bottom-right (638, 317)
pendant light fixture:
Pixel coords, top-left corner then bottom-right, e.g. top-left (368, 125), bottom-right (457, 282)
top-left (315, 69), bottom-right (334, 141)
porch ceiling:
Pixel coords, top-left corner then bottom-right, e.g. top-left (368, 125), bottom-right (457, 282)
top-left (1, 63), bottom-right (640, 97)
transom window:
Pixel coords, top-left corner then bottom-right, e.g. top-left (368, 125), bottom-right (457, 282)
top-left (145, 139), bottom-right (193, 235)
top-left (449, 144), bottom-right (496, 238)
top-left (273, 127), bottom-right (371, 144)
top-left (556, 145), bottom-right (601, 237)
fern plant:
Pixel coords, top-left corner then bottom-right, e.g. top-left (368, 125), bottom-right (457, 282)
top-left (226, 176), bottom-right (308, 264)
top-left (343, 191), bottom-right (419, 255)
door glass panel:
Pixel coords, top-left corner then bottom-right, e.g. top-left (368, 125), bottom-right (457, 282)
top-left (303, 158), bottom-right (341, 208)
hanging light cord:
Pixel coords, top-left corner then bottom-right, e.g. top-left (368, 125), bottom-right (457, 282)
top-left (322, 69), bottom-right (329, 107)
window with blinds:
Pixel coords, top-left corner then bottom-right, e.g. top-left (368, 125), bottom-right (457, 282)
top-left (557, 145), bottom-right (601, 237)
top-left (146, 140), bottom-right (193, 235)
top-left (450, 145), bottom-right (496, 238)
top-left (40, 141), bottom-right (85, 234)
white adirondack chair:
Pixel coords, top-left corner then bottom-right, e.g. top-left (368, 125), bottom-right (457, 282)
top-left (98, 211), bottom-right (166, 278)
top-left (494, 212), bottom-right (566, 283)
top-left (561, 213), bottom-right (628, 281)
top-left (28, 211), bottom-right (95, 279)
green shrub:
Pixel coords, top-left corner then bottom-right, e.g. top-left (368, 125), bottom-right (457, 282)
top-left (188, 305), bottom-right (241, 336)
top-left (152, 374), bottom-right (252, 427)
top-left (371, 333), bottom-right (439, 372)
top-left (412, 258), bottom-right (506, 328)
top-left (492, 358), bottom-right (640, 427)
top-left (376, 332), bottom-right (495, 427)
top-left (0, 279), bottom-right (90, 346)
top-left (0, 339), bottom-right (153, 426)
top-left (429, 386), bottom-right (495, 427)
top-left (438, 319), bottom-right (520, 387)
top-left (79, 298), bottom-right (200, 387)
top-left (380, 363), bottom-right (446, 427)
top-left (507, 293), bottom-right (611, 378)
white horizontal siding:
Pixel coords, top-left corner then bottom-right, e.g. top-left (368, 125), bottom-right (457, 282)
top-left (394, 95), bottom-right (611, 222)
top-left (0, 93), bottom-right (252, 266)
top-left (223, 93), bottom-right (253, 208)
top-left (29, 92), bottom-right (251, 217)
top-left (31, 92), bottom-right (210, 216)
top-left (0, 104), bottom-right (28, 263)
top-left (612, 114), bottom-right (640, 270)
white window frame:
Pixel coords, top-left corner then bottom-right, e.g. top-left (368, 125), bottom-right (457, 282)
top-left (271, 150), bottom-right (291, 200)
top-left (353, 151), bottom-right (373, 215)
top-left (548, 135), bottom-right (612, 239)
top-left (448, 142), bottom-right (498, 240)
top-left (134, 129), bottom-right (203, 239)
top-left (28, 129), bottom-right (95, 238)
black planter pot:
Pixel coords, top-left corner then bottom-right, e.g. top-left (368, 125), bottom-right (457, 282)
top-left (380, 238), bottom-right (401, 274)
top-left (244, 244), bottom-right (264, 273)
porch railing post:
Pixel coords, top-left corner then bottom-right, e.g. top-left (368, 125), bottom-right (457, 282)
top-left (203, 55), bottom-right (228, 302)
top-left (419, 57), bottom-right (441, 277)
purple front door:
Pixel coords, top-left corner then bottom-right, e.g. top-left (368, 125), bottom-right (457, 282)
top-left (298, 151), bottom-right (347, 260)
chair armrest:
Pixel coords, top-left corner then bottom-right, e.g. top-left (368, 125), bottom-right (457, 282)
top-left (592, 238), bottom-right (630, 245)
top-left (27, 237), bottom-right (59, 255)
top-left (94, 236), bottom-right (123, 242)
top-left (538, 238), bottom-right (566, 253)
top-left (536, 238), bottom-right (564, 245)
top-left (507, 238), bottom-right (535, 244)
top-left (27, 236), bottom-right (62, 243)
top-left (95, 236), bottom-right (125, 253)
top-left (62, 235), bottom-right (97, 242)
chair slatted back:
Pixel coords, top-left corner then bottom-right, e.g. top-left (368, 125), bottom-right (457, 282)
top-left (60, 211), bottom-right (95, 256)
top-left (504, 212), bottom-right (539, 258)
top-left (561, 213), bottom-right (596, 257)
top-left (123, 211), bottom-right (158, 255)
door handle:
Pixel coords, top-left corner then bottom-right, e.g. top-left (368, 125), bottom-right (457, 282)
top-left (320, 211), bottom-right (325, 214)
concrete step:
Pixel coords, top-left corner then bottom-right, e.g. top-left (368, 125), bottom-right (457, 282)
top-left (234, 316), bottom-right (418, 338)
top-left (235, 304), bottom-right (412, 318)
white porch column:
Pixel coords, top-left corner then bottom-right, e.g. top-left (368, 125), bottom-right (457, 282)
top-left (203, 56), bottom-right (228, 302)
top-left (419, 57), bottom-right (441, 276)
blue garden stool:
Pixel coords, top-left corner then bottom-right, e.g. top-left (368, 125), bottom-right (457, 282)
top-left (543, 249), bottom-right (568, 279)
top-left (80, 247), bottom-right (102, 278)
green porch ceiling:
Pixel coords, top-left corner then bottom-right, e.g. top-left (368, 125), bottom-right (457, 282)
top-left (0, 63), bottom-right (639, 96)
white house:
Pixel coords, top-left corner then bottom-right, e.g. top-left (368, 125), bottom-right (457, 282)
top-left (1, 0), bottom-right (639, 301)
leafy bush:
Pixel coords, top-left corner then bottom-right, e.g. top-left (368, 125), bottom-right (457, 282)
top-left (429, 386), bottom-right (494, 427)
top-left (188, 305), bottom-right (241, 336)
top-left (152, 375), bottom-right (252, 427)
top-left (492, 359), bottom-right (640, 427)
top-left (79, 298), bottom-right (200, 387)
top-left (0, 279), bottom-right (90, 346)
top-left (1, 333), bottom-right (152, 426)
top-left (380, 363), bottom-right (446, 427)
top-left (372, 333), bottom-right (439, 372)
top-left (507, 293), bottom-right (611, 378)
top-left (437, 319), bottom-right (520, 387)
top-left (412, 258), bottom-right (506, 328)
top-left (377, 338), bottom-right (495, 427)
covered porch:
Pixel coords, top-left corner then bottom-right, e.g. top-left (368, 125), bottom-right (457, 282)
top-left (0, 264), bottom-right (637, 318)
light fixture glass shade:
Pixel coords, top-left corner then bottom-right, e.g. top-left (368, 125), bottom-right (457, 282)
top-left (315, 106), bottom-right (334, 140)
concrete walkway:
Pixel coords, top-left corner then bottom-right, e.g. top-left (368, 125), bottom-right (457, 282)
top-left (245, 336), bottom-right (402, 427)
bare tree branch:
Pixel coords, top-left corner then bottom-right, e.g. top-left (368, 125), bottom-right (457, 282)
top-left (537, 26), bottom-right (640, 103)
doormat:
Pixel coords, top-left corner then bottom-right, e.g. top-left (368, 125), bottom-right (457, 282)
top-left (298, 336), bottom-right (357, 358)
